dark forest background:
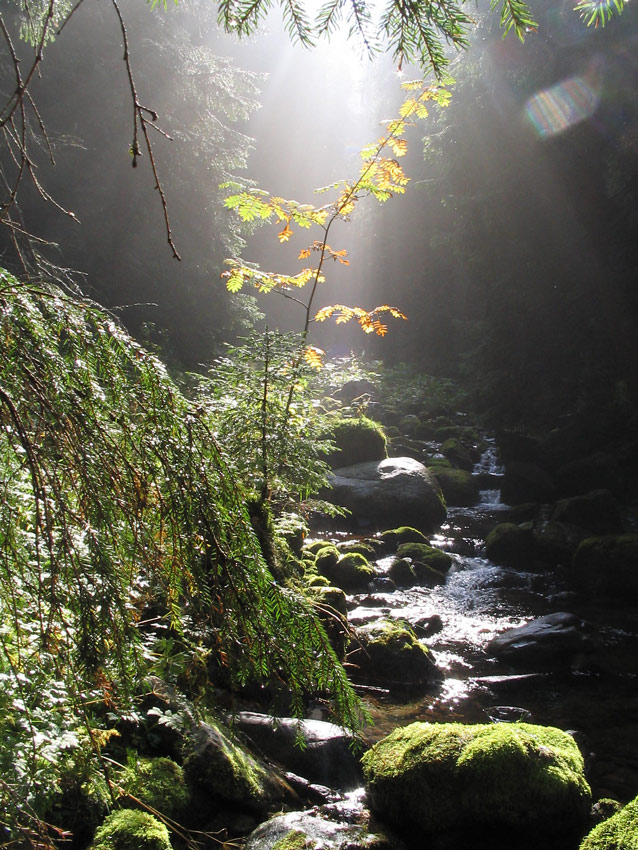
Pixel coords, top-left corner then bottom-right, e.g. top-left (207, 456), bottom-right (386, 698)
top-left (3, 0), bottom-right (638, 429)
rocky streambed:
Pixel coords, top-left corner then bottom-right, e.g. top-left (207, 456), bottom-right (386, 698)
top-left (84, 386), bottom-right (638, 850)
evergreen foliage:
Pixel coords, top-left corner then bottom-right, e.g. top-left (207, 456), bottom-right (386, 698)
top-left (0, 270), bottom-right (363, 845)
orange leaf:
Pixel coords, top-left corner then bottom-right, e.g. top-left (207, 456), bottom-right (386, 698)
top-left (278, 223), bottom-right (293, 243)
top-left (298, 247), bottom-right (311, 259)
top-left (304, 346), bottom-right (325, 369)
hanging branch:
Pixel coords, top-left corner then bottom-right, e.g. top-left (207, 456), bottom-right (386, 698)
top-left (110, 0), bottom-right (181, 260)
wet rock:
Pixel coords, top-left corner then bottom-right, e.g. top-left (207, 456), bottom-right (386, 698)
top-left (231, 713), bottom-right (363, 791)
top-left (551, 489), bottom-right (623, 535)
top-left (348, 619), bottom-right (442, 693)
top-left (362, 721), bottom-right (591, 847)
top-left (413, 614), bottom-right (444, 637)
top-left (501, 461), bottom-right (555, 506)
top-left (307, 585), bottom-right (348, 659)
top-left (486, 612), bottom-right (597, 670)
top-left (326, 457), bottom-right (447, 532)
top-left (244, 806), bottom-right (404, 850)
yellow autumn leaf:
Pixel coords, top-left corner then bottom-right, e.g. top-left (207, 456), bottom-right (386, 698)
top-left (298, 247), bottom-right (312, 259)
top-left (304, 346), bottom-right (325, 369)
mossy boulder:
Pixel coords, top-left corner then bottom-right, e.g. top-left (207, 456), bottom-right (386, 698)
top-left (440, 438), bottom-right (474, 472)
top-left (325, 416), bottom-right (387, 468)
top-left (314, 545), bottom-right (339, 574)
top-left (431, 468), bottom-right (479, 507)
top-left (120, 756), bottom-right (189, 819)
top-left (395, 543), bottom-right (452, 575)
top-left (183, 720), bottom-right (287, 815)
top-left (317, 551), bottom-right (375, 591)
top-left (388, 558), bottom-right (418, 587)
top-left (304, 540), bottom-right (333, 556)
top-left (552, 489), bottom-right (623, 535)
top-left (348, 620), bottom-right (441, 692)
top-left (89, 811), bottom-right (171, 850)
top-left (362, 722), bottom-right (591, 845)
top-left (580, 795), bottom-right (638, 849)
top-left (485, 522), bottom-right (539, 570)
top-left (557, 451), bottom-right (623, 498)
top-left (571, 534), bottom-right (638, 596)
top-left (378, 526), bottom-right (430, 552)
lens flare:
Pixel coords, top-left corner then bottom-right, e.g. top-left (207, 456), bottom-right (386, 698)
top-left (524, 74), bottom-right (600, 138)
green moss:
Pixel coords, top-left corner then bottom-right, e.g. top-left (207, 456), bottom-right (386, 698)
top-left (333, 552), bottom-right (375, 591)
top-left (485, 522), bottom-right (538, 569)
top-left (388, 558), bottom-right (418, 586)
top-left (183, 720), bottom-right (272, 809)
top-left (379, 526), bottom-right (430, 551)
top-left (362, 721), bottom-right (591, 838)
top-left (336, 541), bottom-right (376, 557)
top-left (580, 796), bottom-right (638, 849)
top-left (350, 620), bottom-right (439, 691)
top-left (89, 810), bottom-right (171, 850)
top-left (304, 540), bottom-right (332, 556)
top-left (325, 416), bottom-right (387, 468)
top-left (431, 468), bottom-right (479, 507)
top-left (396, 543), bottom-right (452, 574)
top-left (441, 437), bottom-right (474, 471)
top-left (121, 756), bottom-right (188, 819)
top-left (272, 829), bottom-right (310, 850)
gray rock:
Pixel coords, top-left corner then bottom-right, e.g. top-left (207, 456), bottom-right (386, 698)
top-left (326, 457), bottom-right (446, 532)
top-left (232, 713), bottom-right (363, 791)
top-left (487, 612), bottom-right (597, 669)
top-left (244, 806), bottom-right (404, 850)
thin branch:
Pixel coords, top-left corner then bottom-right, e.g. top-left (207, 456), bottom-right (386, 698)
top-left (110, 0), bottom-right (181, 260)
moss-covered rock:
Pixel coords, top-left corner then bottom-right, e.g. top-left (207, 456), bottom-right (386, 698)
top-left (571, 534), bottom-right (638, 596)
top-left (325, 416), bottom-right (387, 468)
top-left (316, 551), bottom-right (375, 591)
top-left (348, 620), bottom-right (441, 692)
top-left (378, 526), bottom-right (430, 552)
top-left (485, 522), bottom-right (538, 569)
top-left (362, 722), bottom-right (591, 844)
top-left (388, 558), bottom-right (418, 587)
top-left (431, 468), bottom-right (479, 507)
top-left (552, 489), bottom-right (623, 535)
top-left (304, 540), bottom-right (333, 556)
top-left (120, 756), bottom-right (188, 820)
top-left (183, 720), bottom-right (286, 815)
top-left (580, 795), bottom-right (638, 849)
top-left (395, 543), bottom-right (452, 575)
top-left (336, 540), bottom-right (376, 557)
top-left (314, 545), bottom-right (340, 575)
top-left (89, 811), bottom-right (171, 850)
top-left (440, 438), bottom-right (474, 472)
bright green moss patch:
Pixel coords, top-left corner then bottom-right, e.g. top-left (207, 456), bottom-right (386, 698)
top-left (396, 542), bottom-right (452, 574)
top-left (325, 416), bottom-right (387, 468)
top-left (120, 756), bottom-right (188, 819)
top-left (580, 796), bottom-right (638, 849)
top-left (89, 810), bottom-right (171, 850)
top-left (378, 526), bottom-right (430, 550)
top-left (271, 829), bottom-right (309, 850)
top-left (362, 721), bottom-right (591, 840)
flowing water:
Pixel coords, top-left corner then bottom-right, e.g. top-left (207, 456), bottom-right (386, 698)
top-left (328, 440), bottom-right (638, 804)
